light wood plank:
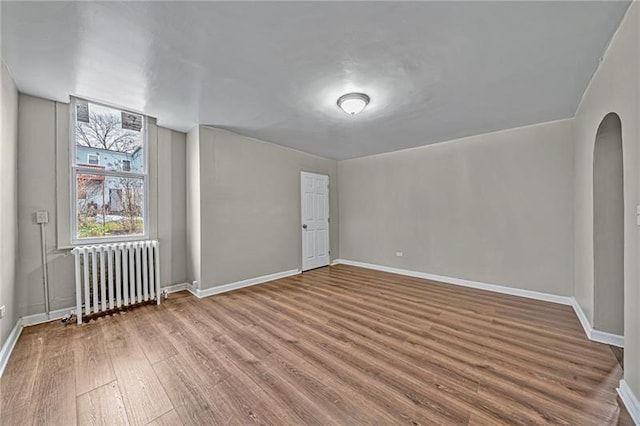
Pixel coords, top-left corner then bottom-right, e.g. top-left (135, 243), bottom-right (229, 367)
top-left (153, 355), bottom-right (234, 424)
top-left (122, 308), bottom-right (178, 365)
top-left (74, 322), bottom-right (116, 395)
top-left (0, 330), bottom-right (45, 424)
top-left (102, 315), bottom-right (173, 426)
top-left (31, 352), bottom-right (76, 426)
top-left (145, 409), bottom-right (182, 426)
top-left (77, 381), bottom-right (129, 426)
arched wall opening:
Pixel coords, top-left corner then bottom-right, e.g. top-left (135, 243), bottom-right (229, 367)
top-left (593, 112), bottom-right (624, 335)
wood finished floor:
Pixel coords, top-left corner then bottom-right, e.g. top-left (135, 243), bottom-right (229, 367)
top-left (0, 264), bottom-right (632, 425)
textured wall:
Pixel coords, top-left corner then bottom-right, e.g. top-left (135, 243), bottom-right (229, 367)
top-left (16, 94), bottom-right (188, 318)
top-left (339, 119), bottom-right (574, 296)
top-left (0, 61), bottom-right (19, 349)
top-left (573, 2), bottom-right (640, 400)
top-left (192, 126), bottom-right (339, 289)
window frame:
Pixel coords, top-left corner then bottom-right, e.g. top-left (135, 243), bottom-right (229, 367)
top-left (70, 97), bottom-right (149, 245)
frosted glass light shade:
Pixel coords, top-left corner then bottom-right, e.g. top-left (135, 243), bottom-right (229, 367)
top-left (337, 93), bottom-right (370, 115)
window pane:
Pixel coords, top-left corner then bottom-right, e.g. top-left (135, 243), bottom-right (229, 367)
top-left (75, 101), bottom-right (144, 173)
top-left (76, 174), bottom-right (145, 239)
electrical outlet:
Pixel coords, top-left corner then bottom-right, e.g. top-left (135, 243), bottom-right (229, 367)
top-left (0, 305), bottom-right (5, 319)
top-left (36, 211), bottom-right (49, 224)
top-left (396, 251), bottom-right (403, 257)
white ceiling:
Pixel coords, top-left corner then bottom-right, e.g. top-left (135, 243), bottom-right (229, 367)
top-left (1, 1), bottom-right (630, 160)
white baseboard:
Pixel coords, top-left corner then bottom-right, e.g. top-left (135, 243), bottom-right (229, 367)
top-left (161, 282), bottom-right (189, 294)
top-left (0, 320), bottom-right (23, 378)
top-left (571, 299), bottom-right (624, 347)
top-left (333, 259), bottom-right (574, 305)
top-left (21, 306), bottom-right (75, 327)
top-left (618, 380), bottom-right (640, 425)
top-left (190, 269), bottom-right (301, 299)
top-left (591, 328), bottom-right (624, 348)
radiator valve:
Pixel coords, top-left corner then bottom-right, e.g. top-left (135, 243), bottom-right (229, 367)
top-left (61, 310), bottom-right (75, 324)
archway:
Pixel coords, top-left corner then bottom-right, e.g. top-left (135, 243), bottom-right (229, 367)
top-left (593, 112), bottom-right (624, 335)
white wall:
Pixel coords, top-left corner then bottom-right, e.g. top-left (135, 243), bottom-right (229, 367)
top-left (339, 119), bottom-right (575, 296)
top-left (573, 2), bottom-right (640, 400)
top-left (187, 126), bottom-right (339, 289)
top-left (0, 61), bottom-right (19, 349)
top-left (16, 94), bottom-right (188, 317)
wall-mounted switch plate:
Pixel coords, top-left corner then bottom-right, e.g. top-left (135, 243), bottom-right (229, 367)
top-left (36, 211), bottom-right (49, 224)
top-left (0, 305), bottom-right (5, 319)
top-left (396, 251), bottom-right (403, 257)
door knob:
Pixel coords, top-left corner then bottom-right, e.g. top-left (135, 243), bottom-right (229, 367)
top-left (302, 224), bottom-right (308, 229)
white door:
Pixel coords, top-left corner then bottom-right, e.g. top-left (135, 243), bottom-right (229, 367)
top-left (301, 172), bottom-right (330, 271)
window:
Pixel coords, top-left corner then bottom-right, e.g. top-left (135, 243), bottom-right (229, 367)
top-left (87, 154), bottom-right (99, 165)
top-left (71, 98), bottom-right (147, 243)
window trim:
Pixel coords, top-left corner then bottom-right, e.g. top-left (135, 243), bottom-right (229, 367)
top-left (70, 97), bottom-right (149, 245)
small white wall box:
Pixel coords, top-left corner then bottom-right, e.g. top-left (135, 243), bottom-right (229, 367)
top-left (36, 211), bottom-right (49, 224)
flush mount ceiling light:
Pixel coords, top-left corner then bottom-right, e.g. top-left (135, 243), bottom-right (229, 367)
top-left (337, 92), bottom-right (370, 115)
